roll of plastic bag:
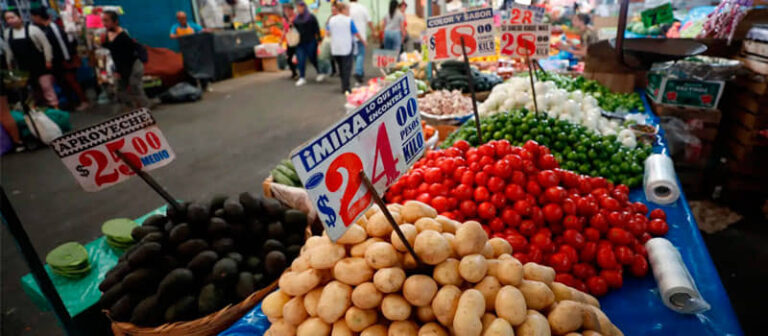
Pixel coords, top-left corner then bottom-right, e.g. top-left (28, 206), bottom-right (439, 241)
top-left (646, 238), bottom-right (711, 314)
top-left (643, 154), bottom-right (680, 205)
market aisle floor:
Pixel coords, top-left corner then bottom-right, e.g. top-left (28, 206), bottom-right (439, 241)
top-left (1, 71), bottom-right (352, 335)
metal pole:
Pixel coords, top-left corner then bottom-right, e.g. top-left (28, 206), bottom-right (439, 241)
top-left (527, 54), bottom-right (539, 115)
top-left (115, 151), bottom-right (182, 212)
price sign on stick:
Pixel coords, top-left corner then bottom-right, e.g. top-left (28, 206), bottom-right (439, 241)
top-left (51, 108), bottom-right (175, 192)
top-left (372, 49), bottom-right (399, 69)
top-left (426, 7), bottom-right (495, 61)
top-left (502, 3), bottom-right (545, 24)
top-left (290, 72), bottom-right (424, 241)
top-left (500, 23), bottom-right (551, 59)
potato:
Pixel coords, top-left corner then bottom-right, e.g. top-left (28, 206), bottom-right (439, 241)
top-left (523, 263), bottom-right (556, 285)
top-left (389, 320), bottom-right (419, 336)
top-left (481, 313), bottom-right (496, 332)
top-left (351, 282), bottom-right (382, 309)
top-left (297, 317), bottom-right (331, 336)
top-left (317, 281), bottom-right (352, 323)
top-left (351, 238), bottom-right (383, 257)
top-left (488, 238), bottom-right (513, 257)
top-left (263, 290), bottom-right (291, 318)
top-left (266, 319), bottom-right (296, 336)
top-left (419, 322), bottom-right (449, 336)
top-left (484, 318), bottom-right (514, 336)
top-left (586, 305), bottom-right (614, 335)
top-left (333, 257), bottom-right (374, 285)
top-left (367, 211), bottom-right (398, 237)
top-left (486, 259), bottom-right (500, 277)
top-left (435, 215), bottom-right (458, 233)
top-left (310, 243), bottom-right (346, 269)
top-left (474, 276), bottom-right (501, 311)
top-left (481, 242), bottom-right (495, 259)
top-left (515, 310), bottom-right (551, 336)
top-left (337, 224), bottom-right (367, 245)
top-left (494, 285), bottom-right (527, 326)
top-left (415, 217), bottom-right (442, 232)
top-left (496, 258), bottom-right (523, 286)
top-left (459, 254), bottom-right (488, 283)
top-left (402, 252), bottom-right (419, 269)
top-left (365, 242), bottom-right (399, 269)
top-left (548, 300), bottom-right (584, 335)
top-left (581, 304), bottom-right (602, 333)
top-left (403, 275), bottom-right (438, 306)
top-left (402, 200), bottom-right (438, 222)
top-left (381, 294), bottom-right (412, 321)
top-left (583, 292), bottom-right (600, 308)
top-left (433, 258), bottom-right (462, 286)
top-left (414, 230), bottom-right (451, 265)
top-left (332, 320), bottom-right (354, 336)
top-left (452, 289), bottom-right (485, 336)
top-left (365, 205), bottom-right (380, 218)
top-left (303, 236), bottom-right (331, 253)
top-left (432, 285), bottom-right (461, 326)
top-left (582, 332), bottom-right (602, 336)
top-left (417, 305), bottom-right (436, 322)
top-left (442, 233), bottom-right (458, 258)
top-left (564, 333), bottom-right (583, 336)
top-left (345, 306), bottom-right (377, 332)
top-left (361, 324), bottom-right (388, 336)
top-left (280, 269), bottom-right (323, 296)
top-left (518, 280), bottom-right (555, 311)
top-left (291, 255), bottom-right (311, 272)
top-left (373, 267), bottom-right (406, 293)
top-left (283, 296), bottom-right (307, 326)
top-left (304, 288), bottom-right (323, 317)
top-left (388, 203), bottom-right (404, 213)
top-left (454, 221), bottom-right (488, 256)
top-left (391, 224), bottom-right (418, 252)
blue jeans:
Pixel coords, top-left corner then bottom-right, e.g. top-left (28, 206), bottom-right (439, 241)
top-left (354, 40), bottom-right (365, 78)
top-left (296, 41), bottom-right (319, 78)
top-left (383, 30), bottom-right (402, 52)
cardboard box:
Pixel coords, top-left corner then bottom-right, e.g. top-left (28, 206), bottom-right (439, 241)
top-left (652, 103), bottom-right (722, 125)
top-left (231, 59), bottom-right (257, 78)
top-left (261, 57), bottom-right (279, 72)
top-left (646, 73), bottom-right (725, 109)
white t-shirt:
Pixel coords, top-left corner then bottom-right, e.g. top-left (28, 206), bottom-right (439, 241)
top-left (327, 15), bottom-right (358, 56)
top-left (349, 2), bottom-right (371, 39)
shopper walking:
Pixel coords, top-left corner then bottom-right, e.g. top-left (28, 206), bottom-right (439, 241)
top-left (327, 2), bottom-right (366, 93)
top-left (348, 0), bottom-right (373, 84)
top-left (101, 10), bottom-right (150, 109)
top-left (30, 9), bottom-right (89, 111)
top-left (381, 0), bottom-right (405, 52)
top-left (2, 10), bottom-right (59, 109)
top-left (293, 1), bottom-right (324, 87)
top-left (281, 3), bottom-right (298, 79)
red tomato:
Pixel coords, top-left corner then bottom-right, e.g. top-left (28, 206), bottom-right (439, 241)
top-left (633, 202), bottom-right (648, 214)
top-left (478, 202), bottom-right (497, 219)
top-left (586, 276), bottom-right (609, 296)
top-left (607, 211), bottom-right (627, 228)
top-left (447, 197), bottom-right (458, 210)
top-left (549, 252), bottom-right (573, 272)
top-left (522, 159), bottom-right (538, 175)
top-left (424, 167), bottom-right (443, 183)
top-left (504, 184), bottom-right (526, 201)
top-left (406, 172), bottom-right (423, 188)
top-left (417, 182), bottom-right (429, 194)
top-left (513, 200), bottom-right (532, 216)
top-left (416, 193), bottom-right (432, 204)
top-left (445, 147), bottom-right (462, 157)
top-left (559, 245), bottom-right (579, 263)
top-left (429, 183), bottom-right (447, 197)
top-left (504, 154), bottom-right (523, 171)
top-left (474, 171), bottom-right (489, 186)
top-left (402, 188), bottom-right (417, 200)
top-left (538, 153), bottom-right (558, 170)
top-left (431, 196), bottom-right (450, 213)
top-left (513, 252), bottom-right (529, 264)
top-left (490, 193), bottom-right (507, 209)
top-left (607, 228), bottom-right (633, 245)
top-left (554, 273), bottom-right (577, 288)
top-left (589, 213), bottom-right (609, 233)
top-left (597, 247), bottom-right (619, 270)
top-left (633, 242), bottom-right (648, 258)
top-left (452, 184), bottom-right (473, 201)
top-left (650, 208), bottom-right (666, 220)
top-left (577, 197), bottom-right (598, 216)
top-left (615, 184), bottom-right (630, 195)
top-left (493, 160), bottom-right (512, 179)
top-left (479, 156), bottom-right (494, 167)
top-left (488, 176), bottom-right (505, 193)
top-left (390, 195), bottom-right (403, 204)
top-left (442, 179), bottom-right (455, 191)
top-left (527, 245), bottom-right (543, 263)
top-left (590, 177), bottom-right (608, 189)
top-left (495, 140), bottom-right (511, 157)
top-left (467, 153), bottom-right (480, 164)
top-left (501, 208), bottom-right (522, 227)
top-left (580, 242), bottom-right (598, 262)
top-left (530, 206), bottom-right (544, 226)
top-left (523, 140), bottom-right (540, 157)
top-left (599, 197), bottom-right (621, 211)
top-left (537, 170), bottom-right (560, 188)
top-left (544, 186), bottom-right (566, 204)
top-left (572, 263), bottom-right (597, 280)
top-left (610, 188), bottom-right (629, 204)
top-left (507, 234), bottom-right (528, 252)
top-left (600, 270), bottom-right (623, 289)
top-left (511, 171), bottom-right (526, 187)
top-left (591, 188), bottom-right (609, 197)
top-left (526, 180), bottom-right (543, 197)
top-left (626, 218), bottom-right (646, 237)
top-left (584, 227), bottom-right (600, 242)
top-left (478, 143), bottom-right (495, 157)
top-left (561, 197), bottom-right (576, 214)
top-left (648, 219), bottom-right (669, 236)
top-left (630, 255), bottom-right (649, 277)
top-left (453, 139), bottom-right (470, 151)
top-left (542, 203), bottom-right (564, 223)
top-left (489, 218), bottom-right (505, 233)
top-left (563, 229), bottom-right (586, 249)
top-left (577, 176), bottom-right (593, 194)
top-left (615, 245), bottom-right (635, 265)
top-left (562, 215), bottom-right (582, 231)
top-left (519, 220), bottom-right (537, 237)
top-left (459, 200), bottom-right (477, 217)
top-left (639, 232), bottom-right (652, 244)
top-left (538, 145), bottom-right (551, 156)
top-left (473, 186), bottom-right (490, 202)
top-left (561, 170), bottom-right (580, 188)
top-left (482, 164), bottom-right (495, 176)
top-left (530, 232), bottom-right (551, 250)
top-left (468, 162), bottom-right (481, 172)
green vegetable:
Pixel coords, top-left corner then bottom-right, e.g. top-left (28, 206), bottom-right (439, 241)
top-left (46, 242), bottom-right (91, 278)
top-left (537, 72), bottom-right (645, 112)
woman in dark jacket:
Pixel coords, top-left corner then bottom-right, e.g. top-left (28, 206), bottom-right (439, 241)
top-left (292, 1), bottom-right (324, 86)
top-left (101, 10), bottom-right (149, 109)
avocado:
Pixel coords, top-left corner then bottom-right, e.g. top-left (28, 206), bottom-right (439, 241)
top-left (262, 198), bottom-right (286, 220)
top-left (252, 273), bottom-right (265, 286)
top-left (165, 202), bottom-right (189, 222)
top-left (169, 223), bottom-right (191, 245)
top-left (212, 237), bottom-right (235, 255)
top-left (187, 250), bottom-right (218, 275)
top-left (109, 294), bottom-right (134, 321)
top-left (176, 239), bottom-right (209, 258)
top-left (123, 268), bottom-right (159, 293)
top-left (142, 214), bottom-right (168, 228)
top-left (157, 268), bottom-right (196, 303)
top-left (164, 295), bottom-right (197, 322)
top-left (262, 239), bottom-right (284, 253)
top-left (127, 242), bottom-right (163, 268)
top-left (141, 232), bottom-right (165, 244)
top-left (223, 197), bottom-right (245, 222)
top-left (156, 255), bottom-right (179, 273)
top-left (227, 252), bottom-right (243, 265)
top-left (238, 192), bottom-right (263, 214)
top-left (186, 202), bottom-right (210, 227)
top-left (211, 257), bottom-right (238, 284)
top-left (235, 272), bottom-right (255, 300)
top-left (229, 223), bottom-right (245, 240)
top-left (198, 283), bottom-right (226, 315)
top-left (164, 221), bottom-right (175, 234)
top-left (99, 282), bottom-right (124, 308)
top-left (100, 262), bottom-right (130, 292)
top-left (209, 194), bottom-right (229, 213)
top-left (247, 218), bottom-right (264, 234)
top-left (207, 217), bottom-right (230, 237)
top-left (264, 251), bottom-right (287, 276)
top-left (266, 222), bottom-right (285, 239)
top-left (283, 209), bottom-right (307, 230)
top-left (130, 295), bottom-right (163, 326)
top-left (131, 226), bottom-right (160, 242)
top-left (286, 245), bottom-right (302, 260)
top-left (285, 233), bottom-right (304, 246)
top-left (118, 244), bottom-right (139, 262)
top-left (245, 256), bottom-right (262, 272)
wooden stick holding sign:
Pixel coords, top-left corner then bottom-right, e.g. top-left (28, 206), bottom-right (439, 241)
top-left (115, 150), bottom-right (182, 212)
top-left (460, 36), bottom-right (483, 144)
top-left (359, 171), bottom-right (423, 265)
top-left (526, 54), bottom-right (540, 115)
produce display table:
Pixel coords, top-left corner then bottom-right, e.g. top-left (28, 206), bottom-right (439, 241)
top-left (20, 207), bottom-right (166, 317)
top-left (219, 94), bottom-right (744, 335)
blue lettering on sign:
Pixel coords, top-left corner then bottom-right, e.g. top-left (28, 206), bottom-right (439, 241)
top-left (140, 150), bottom-right (170, 166)
top-left (427, 8), bottom-right (493, 28)
top-left (403, 132), bottom-right (425, 164)
top-left (316, 194), bottom-right (337, 227)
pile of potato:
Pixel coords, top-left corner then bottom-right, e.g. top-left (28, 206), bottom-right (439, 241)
top-left (262, 201), bottom-right (624, 336)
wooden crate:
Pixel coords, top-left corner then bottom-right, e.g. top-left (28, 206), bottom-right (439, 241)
top-left (231, 59), bottom-right (257, 78)
top-left (652, 103), bottom-right (722, 125)
top-left (732, 75), bottom-right (768, 96)
top-left (732, 90), bottom-right (768, 115)
top-left (723, 106), bottom-right (768, 130)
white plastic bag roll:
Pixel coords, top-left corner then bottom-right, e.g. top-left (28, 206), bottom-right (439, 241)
top-left (645, 238), bottom-right (710, 314)
top-left (643, 154), bottom-right (680, 205)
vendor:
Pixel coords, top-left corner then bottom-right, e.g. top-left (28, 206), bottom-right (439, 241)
top-left (560, 13), bottom-right (598, 59)
top-left (170, 11), bottom-right (203, 39)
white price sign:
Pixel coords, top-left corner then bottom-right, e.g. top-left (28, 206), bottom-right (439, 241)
top-left (502, 3), bottom-right (545, 24)
top-left (426, 7), bottom-right (495, 61)
top-left (500, 23), bottom-right (551, 59)
top-left (51, 108), bottom-right (175, 192)
top-left (372, 49), bottom-right (398, 69)
top-left (290, 73), bottom-right (425, 241)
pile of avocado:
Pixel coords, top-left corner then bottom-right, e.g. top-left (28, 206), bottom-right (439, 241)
top-left (98, 192), bottom-right (307, 326)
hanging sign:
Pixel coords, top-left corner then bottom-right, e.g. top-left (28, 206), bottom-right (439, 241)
top-left (500, 23), bottom-right (551, 59)
top-left (426, 7), bottom-right (495, 61)
top-left (50, 108), bottom-right (175, 192)
top-left (290, 72), bottom-right (424, 241)
top-left (502, 3), bottom-right (545, 24)
top-left (372, 49), bottom-right (399, 69)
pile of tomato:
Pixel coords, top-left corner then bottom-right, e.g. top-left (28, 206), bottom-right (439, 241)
top-left (385, 139), bottom-right (670, 296)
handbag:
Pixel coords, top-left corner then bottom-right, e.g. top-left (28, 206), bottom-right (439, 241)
top-left (23, 109), bottom-right (62, 145)
top-left (286, 26), bottom-right (300, 47)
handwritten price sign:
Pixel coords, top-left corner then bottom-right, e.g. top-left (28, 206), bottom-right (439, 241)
top-left (426, 7), bottom-right (495, 61)
top-left (372, 49), bottom-right (398, 69)
top-left (502, 3), bottom-right (545, 24)
top-left (500, 24), bottom-right (551, 59)
top-left (51, 108), bottom-right (175, 192)
top-left (290, 72), bottom-right (424, 241)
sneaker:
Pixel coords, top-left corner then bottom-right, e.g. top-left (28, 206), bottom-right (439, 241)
top-left (316, 74), bottom-right (326, 82)
top-left (75, 102), bottom-right (90, 111)
top-left (14, 143), bottom-right (26, 153)
top-left (295, 78), bottom-right (306, 87)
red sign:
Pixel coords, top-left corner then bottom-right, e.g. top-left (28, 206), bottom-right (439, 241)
top-left (426, 8), bottom-right (495, 61)
top-left (500, 24), bottom-right (551, 59)
top-left (372, 49), bottom-right (398, 69)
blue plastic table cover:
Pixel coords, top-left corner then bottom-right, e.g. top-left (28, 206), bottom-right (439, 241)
top-left (220, 93), bottom-right (743, 336)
